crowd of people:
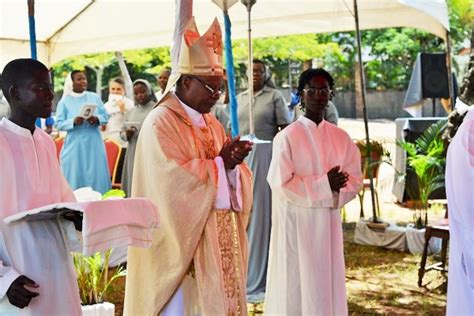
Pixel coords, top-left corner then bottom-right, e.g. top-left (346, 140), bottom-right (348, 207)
top-left (0, 15), bottom-right (471, 316)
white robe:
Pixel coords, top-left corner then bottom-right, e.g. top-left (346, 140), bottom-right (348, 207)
top-left (265, 116), bottom-right (362, 315)
top-left (0, 118), bottom-right (81, 315)
top-left (446, 107), bottom-right (474, 316)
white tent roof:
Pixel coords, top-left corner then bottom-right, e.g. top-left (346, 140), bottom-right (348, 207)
top-left (0, 0), bottom-right (449, 69)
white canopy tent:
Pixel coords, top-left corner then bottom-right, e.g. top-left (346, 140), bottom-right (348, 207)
top-left (0, 0), bottom-right (449, 69)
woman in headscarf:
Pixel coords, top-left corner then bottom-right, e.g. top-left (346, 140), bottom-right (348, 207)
top-left (236, 59), bottom-right (290, 140)
top-left (120, 79), bottom-right (156, 197)
top-left (56, 70), bottom-right (111, 194)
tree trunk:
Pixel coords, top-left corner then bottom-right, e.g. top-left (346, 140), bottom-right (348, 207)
top-left (96, 66), bottom-right (104, 96)
top-left (115, 51), bottom-right (133, 98)
top-left (302, 59), bottom-right (312, 71)
top-left (354, 61), bottom-right (364, 118)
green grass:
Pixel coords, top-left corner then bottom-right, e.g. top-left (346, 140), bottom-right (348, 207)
top-left (344, 222), bottom-right (446, 315)
top-left (109, 220), bottom-right (448, 315)
top-left (247, 222), bottom-right (447, 315)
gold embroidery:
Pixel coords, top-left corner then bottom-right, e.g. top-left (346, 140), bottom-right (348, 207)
top-left (200, 126), bottom-right (217, 159)
top-left (216, 211), bottom-right (242, 315)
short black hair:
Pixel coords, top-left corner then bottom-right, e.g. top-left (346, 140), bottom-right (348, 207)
top-left (1, 58), bottom-right (49, 102)
top-left (253, 58), bottom-right (266, 74)
top-left (253, 58), bottom-right (266, 68)
top-left (296, 68), bottom-right (335, 102)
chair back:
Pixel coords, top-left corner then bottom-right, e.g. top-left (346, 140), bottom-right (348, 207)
top-left (104, 138), bottom-right (122, 183)
top-left (55, 137), bottom-right (64, 161)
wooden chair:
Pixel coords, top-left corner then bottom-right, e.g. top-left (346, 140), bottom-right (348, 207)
top-left (357, 158), bottom-right (381, 218)
top-left (54, 136), bottom-right (64, 161)
top-left (104, 138), bottom-right (122, 189)
top-left (418, 206), bottom-right (449, 287)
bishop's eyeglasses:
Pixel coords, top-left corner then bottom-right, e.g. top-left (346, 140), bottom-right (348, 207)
top-left (190, 76), bottom-right (224, 96)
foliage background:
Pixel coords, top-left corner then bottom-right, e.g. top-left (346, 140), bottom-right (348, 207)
top-left (51, 0), bottom-right (471, 98)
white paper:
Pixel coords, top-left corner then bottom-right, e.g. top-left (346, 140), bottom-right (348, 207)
top-left (80, 104), bottom-right (97, 119)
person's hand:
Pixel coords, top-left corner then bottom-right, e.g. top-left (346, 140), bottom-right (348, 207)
top-left (116, 100), bottom-right (126, 113)
top-left (87, 116), bottom-right (99, 126)
top-left (219, 136), bottom-right (253, 170)
top-left (73, 116), bottom-right (85, 126)
top-left (125, 127), bottom-right (137, 141)
top-left (327, 166), bottom-right (349, 192)
top-left (6, 275), bottom-right (39, 309)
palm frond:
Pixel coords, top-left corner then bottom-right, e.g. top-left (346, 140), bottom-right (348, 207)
top-left (415, 120), bottom-right (446, 153)
top-left (397, 139), bottom-right (417, 157)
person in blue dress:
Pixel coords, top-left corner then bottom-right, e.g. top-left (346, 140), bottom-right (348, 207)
top-left (56, 70), bottom-right (111, 194)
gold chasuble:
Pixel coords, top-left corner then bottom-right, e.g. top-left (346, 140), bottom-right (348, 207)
top-left (124, 93), bottom-right (253, 316)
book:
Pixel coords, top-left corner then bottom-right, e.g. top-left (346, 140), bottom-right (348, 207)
top-left (4, 199), bottom-right (160, 256)
top-left (80, 104), bottom-right (97, 119)
top-left (5, 203), bottom-right (84, 223)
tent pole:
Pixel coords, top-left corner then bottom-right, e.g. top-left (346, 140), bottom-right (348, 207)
top-left (27, 0), bottom-right (37, 59)
top-left (354, 0), bottom-right (378, 222)
top-left (445, 30), bottom-right (455, 111)
top-left (244, 1), bottom-right (255, 137)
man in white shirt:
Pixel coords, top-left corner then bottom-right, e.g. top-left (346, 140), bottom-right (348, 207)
top-left (0, 58), bottom-right (81, 315)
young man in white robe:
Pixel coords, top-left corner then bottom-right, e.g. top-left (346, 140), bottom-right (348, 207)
top-left (445, 71), bottom-right (473, 315)
top-left (0, 58), bottom-right (82, 315)
top-left (265, 68), bottom-right (362, 315)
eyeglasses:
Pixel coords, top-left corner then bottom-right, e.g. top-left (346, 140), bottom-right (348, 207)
top-left (303, 87), bottom-right (331, 96)
top-left (190, 76), bottom-right (224, 96)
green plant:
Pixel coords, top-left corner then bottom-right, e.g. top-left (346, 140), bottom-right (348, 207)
top-left (73, 250), bottom-right (126, 305)
top-left (102, 189), bottom-right (126, 200)
top-left (396, 120), bottom-right (446, 228)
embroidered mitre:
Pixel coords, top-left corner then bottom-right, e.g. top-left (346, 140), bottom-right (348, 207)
top-left (160, 17), bottom-right (224, 103)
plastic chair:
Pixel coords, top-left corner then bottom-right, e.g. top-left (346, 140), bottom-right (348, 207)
top-left (54, 137), bottom-right (64, 161)
top-left (104, 138), bottom-right (122, 189)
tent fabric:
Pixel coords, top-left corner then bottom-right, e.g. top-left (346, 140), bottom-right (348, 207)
top-left (0, 0), bottom-right (449, 69)
top-left (403, 53), bottom-right (424, 117)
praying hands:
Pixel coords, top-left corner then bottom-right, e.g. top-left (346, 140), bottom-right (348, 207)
top-left (219, 136), bottom-right (253, 170)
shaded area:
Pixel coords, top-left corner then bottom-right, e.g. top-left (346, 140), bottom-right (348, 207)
top-left (344, 223), bottom-right (447, 315)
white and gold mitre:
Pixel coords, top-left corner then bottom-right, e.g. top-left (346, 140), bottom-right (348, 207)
top-left (158, 17), bottom-right (223, 104)
top-left (178, 17), bottom-right (223, 77)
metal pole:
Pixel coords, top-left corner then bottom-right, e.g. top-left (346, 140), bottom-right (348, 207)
top-left (354, 0), bottom-right (378, 222)
top-left (288, 60), bottom-right (292, 96)
top-left (27, 0), bottom-right (37, 59)
top-left (445, 30), bottom-right (455, 111)
top-left (246, 5), bottom-right (255, 136)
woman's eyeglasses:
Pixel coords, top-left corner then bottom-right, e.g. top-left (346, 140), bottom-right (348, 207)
top-left (303, 87), bottom-right (331, 96)
top-left (190, 76), bottom-right (224, 96)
